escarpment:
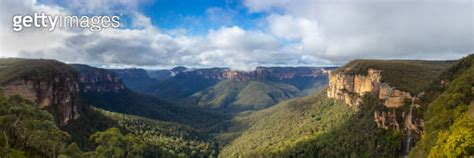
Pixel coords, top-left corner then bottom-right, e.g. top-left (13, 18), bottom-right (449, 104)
top-left (71, 64), bottom-right (126, 93)
top-left (171, 66), bottom-right (333, 81)
top-left (0, 59), bottom-right (81, 126)
top-left (327, 68), bottom-right (413, 108)
top-left (327, 59), bottom-right (453, 153)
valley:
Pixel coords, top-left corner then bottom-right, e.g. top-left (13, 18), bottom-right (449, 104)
top-left (0, 55), bottom-right (473, 157)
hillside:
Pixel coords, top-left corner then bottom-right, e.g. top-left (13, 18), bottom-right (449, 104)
top-left (148, 67), bottom-right (331, 101)
top-left (189, 80), bottom-right (301, 112)
top-left (149, 67), bottom-right (330, 113)
top-left (409, 54), bottom-right (474, 157)
top-left (0, 94), bottom-right (219, 157)
top-left (152, 67), bottom-right (224, 100)
top-left (220, 55), bottom-right (473, 157)
top-left (222, 90), bottom-right (410, 157)
top-left (219, 90), bottom-right (356, 156)
top-left (72, 64), bottom-right (226, 129)
top-left (95, 108), bottom-right (218, 157)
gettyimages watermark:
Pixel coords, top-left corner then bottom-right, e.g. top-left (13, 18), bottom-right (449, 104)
top-left (12, 12), bottom-right (121, 32)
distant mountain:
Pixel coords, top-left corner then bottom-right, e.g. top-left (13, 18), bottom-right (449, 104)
top-left (152, 67), bottom-right (227, 100)
top-left (72, 64), bottom-right (127, 93)
top-left (147, 69), bottom-right (173, 80)
top-left (148, 66), bottom-right (333, 113)
top-left (110, 68), bottom-right (159, 93)
top-left (71, 64), bottom-right (225, 129)
top-left (188, 80), bottom-right (301, 112)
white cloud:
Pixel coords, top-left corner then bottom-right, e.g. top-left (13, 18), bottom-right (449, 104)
top-left (207, 26), bottom-right (279, 51)
top-left (50, 0), bottom-right (144, 14)
top-left (1, 0), bottom-right (322, 70)
top-left (246, 0), bottom-right (474, 63)
top-left (0, 0), bottom-right (72, 57)
top-left (1, 0), bottom-right (472, 70)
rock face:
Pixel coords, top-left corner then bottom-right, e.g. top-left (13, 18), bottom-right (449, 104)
top-left (72, 64), bottom-right (126, 93)
top-left (2, 79), bottom-right (80, 126)
top-left (223, 67), bottom-right (329, 81)
top-left (327, 67), bottom-right (424, 153)
top-left (167, 66), bottom-right (334, 82)
top-left (327, 68), bottom-right (413, 108)
top-left (0, 60), bottom-right (81, 126)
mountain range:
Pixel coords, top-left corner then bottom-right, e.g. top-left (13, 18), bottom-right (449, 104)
top-left (0, 54), bottom-right (472, 157)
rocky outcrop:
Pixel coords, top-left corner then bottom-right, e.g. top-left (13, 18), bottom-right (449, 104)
top-left (327, 67), bottom-right (425, 153)
top-left (72, 64), bottom-right (126, 93)
top-left (327, 68), bottom-right (413, 108)
top-left (0, 60), bottom-right (81, 126)
top-left (373, 106), bottom-right (424, 134)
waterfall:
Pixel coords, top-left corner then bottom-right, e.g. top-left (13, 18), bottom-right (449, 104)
top-left (405, 96), bottom-right (416, 155)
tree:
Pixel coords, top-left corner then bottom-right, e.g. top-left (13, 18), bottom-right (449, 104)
top-left (0, 95), bottom-right (70, 157)
top-left (61, 143), bottom-right (85, 158)
top-left (90, 127), bottom-right (145, 157)
top-left (428, 113), bottom-right (474, 157)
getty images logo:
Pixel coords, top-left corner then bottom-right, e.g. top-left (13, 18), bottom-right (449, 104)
top-left (12, 12), bottom-right (121, 32)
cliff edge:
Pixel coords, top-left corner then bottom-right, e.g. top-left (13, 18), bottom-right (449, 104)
top-left (0, 59), bottom-right (81, 126)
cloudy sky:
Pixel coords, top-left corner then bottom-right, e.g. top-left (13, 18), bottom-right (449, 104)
top-left (0, 0), bottom-right (473, 70)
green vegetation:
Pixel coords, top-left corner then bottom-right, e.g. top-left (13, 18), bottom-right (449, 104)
top-left (0, 94), bottom-right (217, 157)
top-left (409, 54), bottom-right (474, 157)
top-left (190, 80), bottom-right (300, 112)
top-left (334, 59), bottom-right (454, 94)
top-left (73, 62), bottom-right (226, 130)
top-left (64, 105), bottom-right (118, 150)
top-left (155, 73), bottom-right (220, 100)
top-left (221, 55), bottom-right (473, 157)
top-left (280, 94), bottom-right (403, 157)
top-left (1, 55), bottom-right (472, 157)
top-left (220, 91), bottom-right (403, 157)
top-left (0, 58), bottom-right (77, 84)
top-left (220, 90), bottom-right (356, 156)
top-left (0, 95), bottom-right (70, 157)
top-left (97, 108), bottom-right (217, 157)
top-left (89, 127), bottom-right (145, 157)
top-left (80, 89), bottom-right (227, 130)
top-left (428, 111), bottom-right (474, 157)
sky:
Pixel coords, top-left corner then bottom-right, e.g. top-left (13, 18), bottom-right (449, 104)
top-left (0, 0), bottom-right (473, 70)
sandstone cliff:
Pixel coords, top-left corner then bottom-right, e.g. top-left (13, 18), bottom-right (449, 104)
top-left (171, 67), bottom-right (333, 81)
top-left (72, 64), bottom-right (126, 93)
top-left (327, 68), bottom-right (413, 108)
top-left (325, 59), bottom-right (454, 153)
top-left (0, 59), bottom-right (81, 126)
top-left (326, 67), bottom-right (423, 130)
